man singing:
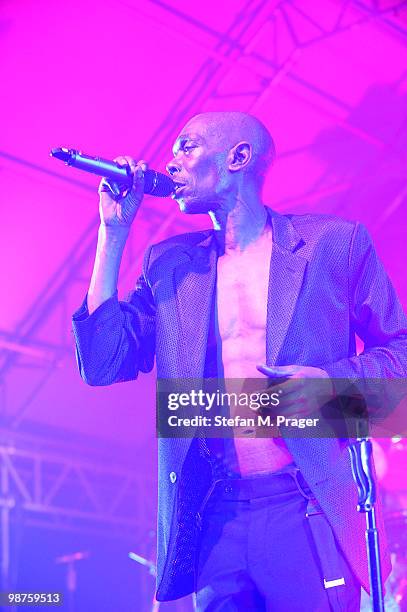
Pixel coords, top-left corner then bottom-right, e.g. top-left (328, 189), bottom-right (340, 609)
top-left (72, 112), bottom-right (407, 610)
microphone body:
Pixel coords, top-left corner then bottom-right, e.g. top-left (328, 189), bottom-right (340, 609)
top-left (50, 148), bottom-right (175, 197)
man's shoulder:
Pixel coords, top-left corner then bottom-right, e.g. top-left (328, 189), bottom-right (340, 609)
top-left (286, 211), bottom-right (356, 234)
top-left (144, 228), bottom-right (212, 267)
top-left (151, 228), bottom-right (211, 252)
top-left (270, 211), bottom-right (363, 262)
top-left (144, 211), bottom-right (361, 265)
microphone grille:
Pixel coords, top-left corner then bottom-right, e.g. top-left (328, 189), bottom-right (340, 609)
top-left (144, 169), bottom-right (175, 198)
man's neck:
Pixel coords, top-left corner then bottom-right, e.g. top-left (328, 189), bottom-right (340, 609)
top-left (210, 195), bottom-right (269, 255)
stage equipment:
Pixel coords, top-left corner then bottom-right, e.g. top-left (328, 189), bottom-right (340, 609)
top-left (349, 427), bottom-right (385, 612)
top-left (55, 550), bottom-right (89, 612)
top-left (128, 551), bottom-right (159, 612)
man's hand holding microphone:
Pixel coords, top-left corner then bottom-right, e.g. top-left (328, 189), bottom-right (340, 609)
top-left (98, 156), bottom-right (147, 228)
top-left (88, 157), bottom-right (147, 314)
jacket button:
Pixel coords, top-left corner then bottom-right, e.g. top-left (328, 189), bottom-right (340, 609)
top-left (169, 471), bottom-right (177, 484)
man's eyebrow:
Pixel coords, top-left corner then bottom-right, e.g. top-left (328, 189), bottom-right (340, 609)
top-left (172, 133), bottom-right (204, 155)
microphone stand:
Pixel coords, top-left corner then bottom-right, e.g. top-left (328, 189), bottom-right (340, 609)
top-left (349, 420), bottom-right (385, 612)
top-left (55, 551), bottom-right (89, 612)
top-left (128, 551), bottom-right (159, 612)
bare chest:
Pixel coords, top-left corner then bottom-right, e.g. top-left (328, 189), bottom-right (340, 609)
top-left (216, 237), bottom-right (273, 338)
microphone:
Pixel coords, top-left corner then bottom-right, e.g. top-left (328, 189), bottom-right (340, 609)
top-left (50, 147), bottom-right (175, 197)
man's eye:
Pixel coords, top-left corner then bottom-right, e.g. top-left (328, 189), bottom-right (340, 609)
top-left (183, 145), bottom-right (195, 154)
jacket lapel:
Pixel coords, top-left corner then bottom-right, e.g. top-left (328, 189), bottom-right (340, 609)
top-left (266, 209), bottom-right (308, 365)
top-left (173, 232), bottom-right (218, 377)
top-left (172, 209), bottom-right (308, 372)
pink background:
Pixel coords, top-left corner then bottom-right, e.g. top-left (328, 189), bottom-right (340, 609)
top-left (1, 0), bottom-right (406, 607)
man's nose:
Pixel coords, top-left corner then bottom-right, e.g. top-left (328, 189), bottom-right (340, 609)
top-left (166, 159), bottom-right (181, 176)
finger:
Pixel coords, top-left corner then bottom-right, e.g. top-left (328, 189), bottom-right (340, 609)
top-left (114, 156), bottom-right (130, 169)
top-left (256, 364), bottom-right (299, 377)
top-left (279, 393), bottom-right (306, 410)
top-left (131, 163), bottom-right (147, 193)
top-left (275, 391), bottom-right (303, 414)
top-left (99, 178), bottom-right (110, 194)
top-left (126, 159), bottom-right (137, 174)
top-left (114, 154), bottom-right (137, 165)
top-left (99, 178), bottom-right (120, 197)
top-left (137, 159), bottom-right (148, 173)
top-left (277, 378), bottom-right (304, 395)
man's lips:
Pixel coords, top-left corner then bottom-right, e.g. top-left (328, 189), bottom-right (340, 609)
top-left (172, 182), bottom-right (189, 198)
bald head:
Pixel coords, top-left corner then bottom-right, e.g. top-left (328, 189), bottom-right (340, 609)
top-left (184, 111), bottom-right (275, 178)
top-left (168, 111), bottom-right (275, 214)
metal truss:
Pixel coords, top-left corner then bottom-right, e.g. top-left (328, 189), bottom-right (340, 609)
top-left (0, 430), bottom-right (153, 528)
top-left (141, 0), bottom-right (407, 163)
top-left (0, 427), bottom-right (154, 591)
top-left (2, 0), bottom-right (406, 418)
top-left (0, 156), bottom-right (192, 428)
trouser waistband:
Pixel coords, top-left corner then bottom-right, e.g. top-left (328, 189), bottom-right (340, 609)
top-left (208, 466), bottom-right (312, 501)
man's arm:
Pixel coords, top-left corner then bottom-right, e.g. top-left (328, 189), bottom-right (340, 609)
top-left (323, 222), bottom-right (407, 380)
top-left (88, 224), bottom-right (130, 315)
top-left (88, 155), bottom-right (146, 313)
top-left (72, 157), bottom-right (156, 386)
top-left (257, 222), bottom-right (407, 420)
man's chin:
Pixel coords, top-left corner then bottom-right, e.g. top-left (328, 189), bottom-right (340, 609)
top-left (176, 195), bottom-right (212, 215)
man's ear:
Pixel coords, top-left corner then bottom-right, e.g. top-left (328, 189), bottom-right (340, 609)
top-left (228, 142), bottom-right (252, 172)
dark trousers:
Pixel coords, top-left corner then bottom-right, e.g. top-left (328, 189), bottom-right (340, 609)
top-left (195, 469), bottom-right (361, 611)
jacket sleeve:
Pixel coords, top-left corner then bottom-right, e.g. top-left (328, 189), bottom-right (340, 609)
top-left (322, 223), bottom-right (407, 418)
top-left (323, 223), bottom-right (407, 379)
top-left (72, 246), bottom-right (156, 386)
